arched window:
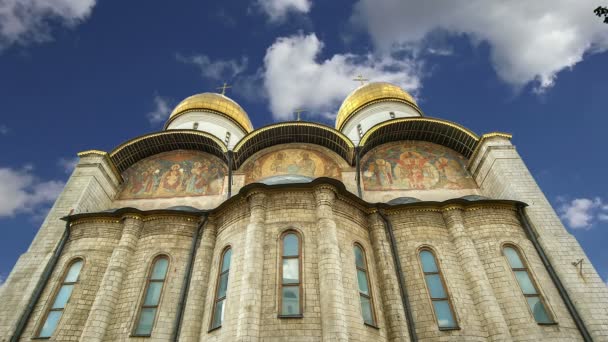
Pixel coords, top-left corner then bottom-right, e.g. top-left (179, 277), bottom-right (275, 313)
top-left (419, 249), bottom-right (458, 329)
top-left (354, 244), bottom-right (376, 326)
top-left (210, 247), bottom-right (232, 330)
top-left (133, 255), bottom-right (169, 336)
top-left (502, 245), bottom-right (554, 324)
top-left (37, 258), bottom-right (83, 338)
top-left (279, 231), bottom-right (302, 317)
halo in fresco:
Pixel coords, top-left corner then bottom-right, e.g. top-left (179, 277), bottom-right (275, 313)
top-left (241, 148), bottom-right (341, 184)
top-left (361, 141), bottom-right (476, 190)
top-left (118, 150), bottom-right (227, 199)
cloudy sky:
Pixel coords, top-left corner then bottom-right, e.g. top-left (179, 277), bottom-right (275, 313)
top-left (0, 0), bottom-right (607, 284)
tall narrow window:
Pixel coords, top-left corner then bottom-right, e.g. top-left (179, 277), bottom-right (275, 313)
top-left (419, 249), bottom-right (458, 329)
top-left (503, 245), bottom-right (554, 324)
top-left (354, 244), bottom-right (376, 326)
top-left (280, 232), bottom-right (302, 317)
top-left (210, 247), bottom-right (232, 330)
top-left (37, 258), bottom-right (83, 338)
top-left (133, 255), bottom-right (169, 336)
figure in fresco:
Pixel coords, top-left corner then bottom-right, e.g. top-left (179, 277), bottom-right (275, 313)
top-left (374, 159), bottom-right (393, 186)
top-left (185, 161), bottom-right (208, 194)
top-left (435, 157), bottom-right (468, 189)
top-left (297, 152), bottom-right (316, 177)
top-left (157, 164), bottom-right (184, 194)
top-left (270, 152), bottom-right (287, 173)
top-left (251, 159), bottom-right (263, 180)
top-left (394, 151), bottom-right (439, 189)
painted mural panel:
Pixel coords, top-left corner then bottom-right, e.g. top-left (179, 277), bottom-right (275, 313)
top-left (361, 141), bottom-right (476, 190)
top-left (118, 150), bottom-right (227, 199)
top-left (241, 148), bottom-right (341, 183)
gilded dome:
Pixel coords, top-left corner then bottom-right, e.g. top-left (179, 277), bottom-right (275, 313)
top-left (335, 82), bottom-right (420, 130)
top-left (166, 93), bottom-right (254, 133)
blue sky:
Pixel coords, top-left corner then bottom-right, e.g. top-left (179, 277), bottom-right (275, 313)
top-left (0, 1), bottom-right (607, 285)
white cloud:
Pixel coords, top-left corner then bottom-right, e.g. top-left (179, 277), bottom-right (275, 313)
top-left (146, 95), bottom-right (171, 124)
top-left (352, 0), bottom-right (608, 92)
top-left (57, 157), bottom-right (78, 174)
top-left (0, 125), bottom-right (8, 135)
top-left (262, 33), bottom-right (422, 120)
top-left (256, 0), bottom-right (311, 22)
top-left (0, 166), bottom-right (64, 217)
top-left (0, 0), bottom-right (96, 49)
top-left (176, 53), bottom-right (248, 81)
top-left (558, 197), bottom-right (608, 230)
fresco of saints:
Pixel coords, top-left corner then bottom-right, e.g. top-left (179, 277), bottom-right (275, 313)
top-left (393, 151), bottom-right (438, 189)
top-left (185, 161), bottom-right (209, 194)
top-left (157, 164), bottom-right (184, 194)
top-left (435, 157), bottom-right (469, 189)
top-left (129, 165), bottom-right (159, 195)
top-left (270, 152), bottom-right (287, 173)
top-left (374, 159), bottom-right (393, 187)
top-left (297, 152), bottom-right (316, 177)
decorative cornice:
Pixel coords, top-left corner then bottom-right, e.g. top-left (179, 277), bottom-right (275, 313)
top-left (467, 132), bottom-right (513, 169)
top-left (76, 150), bottom-right (123, 183)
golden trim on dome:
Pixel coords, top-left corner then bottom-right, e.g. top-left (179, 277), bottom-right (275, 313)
top-left (165, 93), bottom-right (254, 133)
top-left (335, 82), bottom-right (422, 130)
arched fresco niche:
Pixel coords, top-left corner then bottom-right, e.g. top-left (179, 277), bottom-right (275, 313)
top-left (238, 144), bottom-right (343, 185)
top-left (118, 150), bottom-right (228, 199)
top-left (360, 141), bottom-right (476, 191)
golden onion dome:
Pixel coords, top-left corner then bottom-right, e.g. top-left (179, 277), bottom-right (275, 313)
top-left (165, 93), bottom-right (254, 133)
top-left (335, 82), bottom-right (421, 130)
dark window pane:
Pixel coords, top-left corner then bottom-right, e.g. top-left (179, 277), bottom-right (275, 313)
top-left (211, 300), bottom-right (225, 328)
top-left (52, 284), bottom-right (74, 309)
top-left (135, 307), bottom-right (156, 335)
top-left (514, 271), bottom-right (537, 295)
top-left (433, 300), bottom-right (457, 328)
top-left (527, 297), bottom-right (552, 323)
top-left (503, 247), bottom-right (524, 269)
top-left (64, 260), bottom-right (83, 283)
top-left (282, 258), bottom-right (299, 284)
top-left (360, 295), bottom-right (374, 325)
top-left (425, 274), bottom-right (447, 299)
top-left (357, 270), bottom-right (369, 295)
top-left (221, 249), bottom-right (232, 272)
top-left (39, 311), bottom-right (62, 338)
top-left (420, 250), bottom-right (438, 273)
top-left (354, 246), bottom-right (366, 269)
top-left (151, 258), bottom-right (168, 280)
top-left (283, 234), bottom-right (299, 257)
top-left (144, 282), bottom-right (163, 306)
top-left (217, 272), bottom-right (229, 298)
top-left (281, 286), bottom-right (300, 315)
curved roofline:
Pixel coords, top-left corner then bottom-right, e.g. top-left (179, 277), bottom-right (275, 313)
top-left (337, 97), bottom-right (424, 131)
top-left (359, 117), bottom-right (480, 159)
top-left (232, 121), bottom-right (355, 168)
top-left (109, 130), bottom-right (228, 173)
top-left (164, 108), bottom-right (252, 134)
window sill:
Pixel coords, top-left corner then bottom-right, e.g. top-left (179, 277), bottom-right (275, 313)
top-left (364, 322), bottom-right (380, 330)
top-left (278, 314), bottom-right (303, 319)
top-left (130, 334), bottom-right (152, 337)
top-left (208, 325), bottom-right (222, 333)
top-left (538, 321), bottom-right (558, 326)
top-left (438, 326), bottom-right (461, 331)
top-left (31, 337), bottom-right (51, 340)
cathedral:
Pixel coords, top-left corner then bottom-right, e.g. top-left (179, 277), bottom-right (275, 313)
top-left (0, 82), bottom-right (607, 342)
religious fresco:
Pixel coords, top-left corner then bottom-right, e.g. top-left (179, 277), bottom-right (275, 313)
top-left (240, 148), bottom-right (341, 183)
top-left (118, 150), bottom-right (227, 199)
top-left (361, 141), bottom-right (476, 191)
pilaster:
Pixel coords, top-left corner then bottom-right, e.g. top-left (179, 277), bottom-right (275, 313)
top-left (313, 185), bottom-right (348, 342)
top-left (235, 191), bottom-right (267, 342)
top-left (442, 208), bottom-right (512, 341)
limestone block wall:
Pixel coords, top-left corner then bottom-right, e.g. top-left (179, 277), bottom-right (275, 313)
top-left (470, 136), bottom-right (608, 340)
top-left (17, 221), bottom-right (122, 341)
top-left (0, 151), bottom-right (120, 340)
top-left (464, 208), bottom-right (581, 341)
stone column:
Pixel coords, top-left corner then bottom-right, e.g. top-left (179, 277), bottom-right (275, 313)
top-left (368, 213), bottom-right (409, 341)
top-left (442, 208), bottom-right (512, 341)
top-left (79, 215), bottom-right (143, 341)
top-left (313, 186), bottom-right (348, 342)
top-left (235, 192), bottom-right (267, 342)
top-left (178, 219), bottom-right (216, 342)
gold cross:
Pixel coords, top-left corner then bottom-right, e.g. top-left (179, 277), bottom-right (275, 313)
top-left (353, 74), bottom-right (368, 86)
top-left (294, 109), bottom-right (306, 121)
top-left (216, 82), bottom-right (232, 95)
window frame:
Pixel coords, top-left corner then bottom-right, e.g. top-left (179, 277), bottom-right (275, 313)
top-left (417, 247), bottom-right (459, 331)
top-left (209, 246), bottom-right (232, 331)
top-left (131, 254), bottom-right (170, 337)
top-left (35, 257), bottom-right (85, 339)
top-left (501, 244), bottom-right (556, 325)
top-left (278, 230), bottom-right (303, 318)
top-left (353, 242), bottom-right (378, 327)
